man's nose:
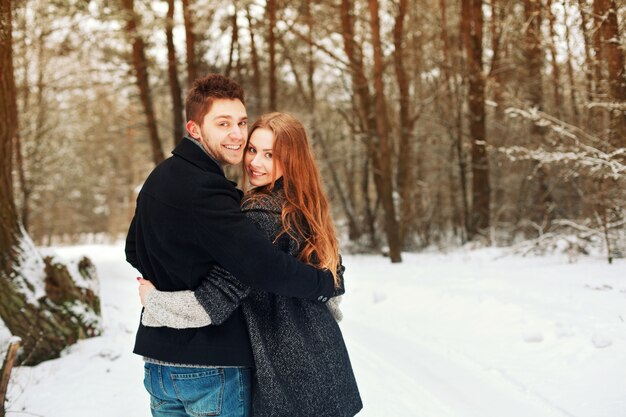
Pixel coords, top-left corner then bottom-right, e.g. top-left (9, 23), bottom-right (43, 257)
top-left (229, 125), bottom-right (245, 140)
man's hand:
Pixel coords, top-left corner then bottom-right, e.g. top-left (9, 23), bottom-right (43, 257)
top-left (137, 277), bottom-right (156, 306)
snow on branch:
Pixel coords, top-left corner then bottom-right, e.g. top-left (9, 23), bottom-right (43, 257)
top-left (504, 106), bottom-right (609, 147)
top-left (587, 102), bottom-right (626, 112)
top-left (501, 106), bottom-right (626, 179)
top-left (497, 146), bottom-right (625, 178)
top-left (508, 216), bottom-right (623, 261)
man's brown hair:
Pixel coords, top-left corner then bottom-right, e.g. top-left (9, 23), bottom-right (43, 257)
top-left (185, 74), bottom-right (245, 124)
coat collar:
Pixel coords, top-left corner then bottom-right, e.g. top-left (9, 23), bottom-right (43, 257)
top-left (172, 137), bottom-right (224, 176)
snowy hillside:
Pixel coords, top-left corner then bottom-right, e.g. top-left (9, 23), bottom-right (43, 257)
top-left (4, 244), bottom-right (626, 417)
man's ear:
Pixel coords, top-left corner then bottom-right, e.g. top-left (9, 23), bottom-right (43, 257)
top-left (186, 120), bottom-right (201, 139)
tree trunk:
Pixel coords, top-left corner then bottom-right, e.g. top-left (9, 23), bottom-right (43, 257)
top-left (591, 0), bottom-right (605, 92)
top-left (362, 157), bottom-right (380, 249)
top-left (165, 0), bottom-right (184, 146)
top-left (182, 0), bottom-right (198, 87)
top-left (594, 0), bottom-right (625, 259)
top-left (280, 39), bottom-right (308, 107)
top-left (0, 0), bottom-right (102, 366)
top-left (13, 132), bottom-right (29, 231)
top-left (393, 0), bottom-right (416, 247)
top-left (304, 0), bottom-right (315, 110)
top-left (1, 0), bottom-right (20, 273)
top-left (368, 0), bottom-right (402, 262)
top-left (546, 0), bottom-right (563, 115)
top-left (316, 130), bottom-right (362, 241)
top-left (454, 116), bottom-right (470, 241)
top-left (461, 0), bottom-right (490, 239)
top-left (121, 0), bottom-right (165, 165)
top-left (340, 0), bottom-right (381, 250)
top-left (439, 0), bottom-right (452, 89)
top-left (441, 0), bottom-right (469, 240)
top-left (226, 5), bottom-right (239, 79)
top-left (14, 6), bottom-right (30, 232)
top-left (563, 4), bottom-right (581, 121)
top-left (488, 0), bottom-right (505, 118)
top-left (524, 0), bottom-right (553, 230)
top-left (578, 0), bottom-right (595, 103)
top-left (303, 1), bottom-right (357, 238)
top-left (0, 338), bottom-right (20, 417)
top-left (596, 0), bottom-right (626, 149)
top-left (246, 6), bottom-right (262, 111)
top-left (340, 0), bottom-right (373, 134)
top-left (266, 0), bottom-right (277, 111)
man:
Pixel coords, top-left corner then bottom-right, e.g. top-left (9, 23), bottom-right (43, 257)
top-left (125, 74), bottom-right (338, 417)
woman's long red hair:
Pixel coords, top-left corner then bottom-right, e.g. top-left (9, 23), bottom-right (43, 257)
top-left (243, 113), bottom-right (340, 287)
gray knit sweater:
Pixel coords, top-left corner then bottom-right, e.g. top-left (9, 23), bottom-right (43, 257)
top-left (142, 180), bottom-right (362, 417)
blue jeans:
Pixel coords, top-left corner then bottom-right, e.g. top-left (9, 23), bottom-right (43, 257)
top-left (143, 363), bottom-right (252, 417)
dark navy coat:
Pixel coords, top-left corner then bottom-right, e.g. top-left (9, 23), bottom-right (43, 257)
top-left (125, 138), bottom-right (336, 366)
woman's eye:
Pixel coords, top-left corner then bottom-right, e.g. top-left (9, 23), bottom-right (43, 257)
top-left (264, 153), bottom-right (272, 159)
top-left (248, 147), bottom-right (256, 154)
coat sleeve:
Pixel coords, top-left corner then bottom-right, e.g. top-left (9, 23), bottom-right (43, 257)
top-left (125, 215), bottom-right (139, 270)
top-left (142, 288), bottom-right (212, 328)
top-left (193, 206), bottom-right (285, 325)
top-left (192, 179), bottom-right (336, 300)
top-left (194, 266), bottom-right (251, 325)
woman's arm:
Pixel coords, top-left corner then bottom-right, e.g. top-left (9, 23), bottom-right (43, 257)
top-left (139, 266), bottom-right (251, 328)
top-left (139, 278), bottom-right (211, 328)
top-left (138, 269), bottom-right (251, 328)
top-left (193, 265), bottom-right (251, 325)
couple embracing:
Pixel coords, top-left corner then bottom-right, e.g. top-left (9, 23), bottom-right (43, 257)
top-left (125, 74), bottom-right (362, 417)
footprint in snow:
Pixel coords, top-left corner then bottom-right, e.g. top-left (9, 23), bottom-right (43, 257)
top-left (591, 332), bottom-right (612, 349)
top-left (522, 330), bottom-right (544, 343)
top-left (584, 284), bottom-right (613, 291)
top-left (554, 322), bottom-right (575, 338)
top-left (372, 291), bottom-right (387, 304)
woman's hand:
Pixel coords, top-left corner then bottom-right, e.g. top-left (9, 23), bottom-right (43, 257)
top-left (137, 277), bottom-right (156, 306)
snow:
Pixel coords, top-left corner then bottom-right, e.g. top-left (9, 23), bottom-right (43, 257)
top-left (4, 244), bottom-right (626, 417)
top-left (12, 230), bottom-right (47, 306)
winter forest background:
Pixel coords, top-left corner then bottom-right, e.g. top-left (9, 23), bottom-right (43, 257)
top-left (0, 0), bottom-right (625, 415)
top-left (1, 0), bottom-right (623, 259)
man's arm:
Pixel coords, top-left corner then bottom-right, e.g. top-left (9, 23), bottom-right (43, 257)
top-left (192, 180), bottom-right (337, 301)
top-left (197, 258), bottom-right (346, 323)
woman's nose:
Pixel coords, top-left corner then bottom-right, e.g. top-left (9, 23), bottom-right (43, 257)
top-left (250, 155), bottom-right (262, 167)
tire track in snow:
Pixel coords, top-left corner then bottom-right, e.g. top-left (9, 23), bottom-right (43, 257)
top-left (342, 319), bottom-right (578, 417)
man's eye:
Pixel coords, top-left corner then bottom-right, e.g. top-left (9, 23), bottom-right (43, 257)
top-left (239, 121), bottom-right (247, 127)
top-left (219, 122), bottom-right (229, 127)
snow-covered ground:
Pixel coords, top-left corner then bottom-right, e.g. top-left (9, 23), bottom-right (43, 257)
top-left (5, 244), bottom-right (626, 417)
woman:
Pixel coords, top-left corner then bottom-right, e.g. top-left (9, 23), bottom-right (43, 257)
top-left (138, 112), bottom-right (362, 417)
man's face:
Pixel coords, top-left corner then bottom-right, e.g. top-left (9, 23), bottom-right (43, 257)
top-left (188, 99), bottom-right (248, 166)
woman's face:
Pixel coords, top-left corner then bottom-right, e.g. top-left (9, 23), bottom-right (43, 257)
top-left (244, 128), bottom-right (283, 187)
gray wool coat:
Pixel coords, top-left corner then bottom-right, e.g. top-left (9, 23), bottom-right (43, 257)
top-left (194, 179), bottom-right (363, 417)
